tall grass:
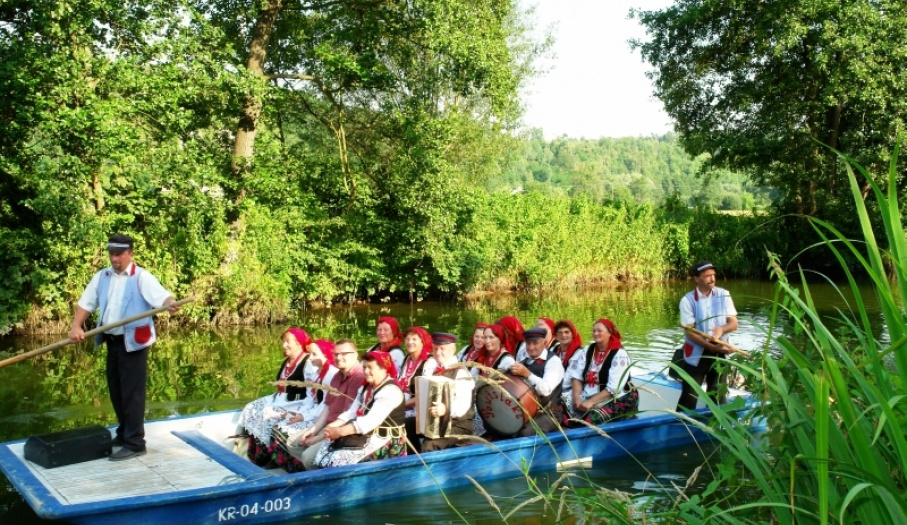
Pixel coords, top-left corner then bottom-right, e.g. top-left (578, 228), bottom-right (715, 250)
top-left (652, 147), bottom-right (907, 523)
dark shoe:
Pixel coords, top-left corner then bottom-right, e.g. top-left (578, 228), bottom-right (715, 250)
top-left (111, 436), bottom-right (125, 447)
top-left (109, 447), bottom-right (146, 461)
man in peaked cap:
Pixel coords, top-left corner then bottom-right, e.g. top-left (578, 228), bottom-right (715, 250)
top-left (69, 234), bottom-right (181, 461)
top-left (676, 259), bottom-right (738, 410)
top-left (507, 327), bottom-right (565, 437)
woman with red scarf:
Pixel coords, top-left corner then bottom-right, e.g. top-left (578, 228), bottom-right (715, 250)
top-left (400, 327), bottom-right (434, 452)
top-left (561, 319), bottom-right (638, 425)
top-left (552, 319), bottom-right (584, 393)
top-left (237, 327), bottom-right (314, 464)
top-left (368, 316), bottom-right (405, 372)
top-left (456, 322), bottom-right (490, 376)
top-left (497, 316), bottom-right (526, 356)
top-left (471, 324), bottom-right (516, 437)
top-left (312, 351), bottom-right (406, 468)
top-left (267, 340), bottom-right (338, 472)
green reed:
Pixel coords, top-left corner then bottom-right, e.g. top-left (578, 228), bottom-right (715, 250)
top-left (646, 146), bottom-right (907, 524)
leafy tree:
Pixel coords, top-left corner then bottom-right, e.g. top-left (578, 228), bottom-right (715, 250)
top-left (633, 0), bottom-right (907, 217)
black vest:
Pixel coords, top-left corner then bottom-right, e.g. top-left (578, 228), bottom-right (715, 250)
top-left (276, 354), bottom-right (310, 402)
top-left (365, 379), bottom-right (406, 429)
top-left (523, 352), bottom-right (562, 408)
top-left (401, 355), bottom-right (428, 395)
top-left (581, 343), bottom-right (632, 393)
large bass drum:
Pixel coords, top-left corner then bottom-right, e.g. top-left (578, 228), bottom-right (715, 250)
top-left (476, 375), bottom-right (539, 436)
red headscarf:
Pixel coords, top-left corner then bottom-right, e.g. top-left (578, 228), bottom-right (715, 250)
top-left (364, 350), bottom-right (398, 379)
top-left (594, 318), bottom-right (622, 351)
top-left (313, 339), bottom-right (335, 367)
top-left (553, 319), bottom-right (583, 363)
top-left (477, 324), bottom-right (506, 364)
top-left (497, 316), bottom-right (525, 355)
top-left (376, 316), bottom-right (403, 350)
top-left (538, 317), bottom-right (555, 338)
top-left (403, 326), bottom-right (433, 362)
top-left (284, 327), bottom-right (312, 349)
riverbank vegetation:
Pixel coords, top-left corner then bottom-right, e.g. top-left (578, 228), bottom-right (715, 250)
top-left (620, 152), bottom-right (907, 523)
top-left (2, 0), bottom-right (904, 335)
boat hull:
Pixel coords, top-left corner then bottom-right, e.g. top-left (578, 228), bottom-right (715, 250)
top-left (0, 373), bottom-right (759, 525)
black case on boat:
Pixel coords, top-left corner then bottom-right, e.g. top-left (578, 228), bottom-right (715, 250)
top-left (24, 425), bottom-right (113, 469)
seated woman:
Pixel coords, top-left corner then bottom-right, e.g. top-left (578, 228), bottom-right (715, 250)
top-left (312, 351), bottom-right (407, 468)
top-left (456, 322), bottom-right (490, 376)
top-left (399, 327), bottom-right (434, 452)
top-left (552, 319), bottom-right (584, 393)
top-left (471, 324), bottom-right (517, 437)
top-left (420, 332), bottom-right (476, 452)
top-left (562, 319), bottom-right (638, 425)
top-left (497, 316), bottom-right (526, 356)
top-left (237, 327), bottom-right (313, 464)
top-left (536, 317), bottom-right (558, 352)
top-left (367, 316), bottom-right (405, 372)
top-left (268, 339), bottom-right (337, 471)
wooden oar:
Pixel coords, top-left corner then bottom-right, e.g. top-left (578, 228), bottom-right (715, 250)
top-left (0, 297), bottom-right (196, 370)
top-left (681, 324), bottom-right (751, 358)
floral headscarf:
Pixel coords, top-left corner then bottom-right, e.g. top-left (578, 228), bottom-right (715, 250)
top-left (364, 350), bottom-right (398, 379)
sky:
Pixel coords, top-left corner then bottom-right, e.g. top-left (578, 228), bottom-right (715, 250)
top-left (519, 0), bottom-right (676, 139)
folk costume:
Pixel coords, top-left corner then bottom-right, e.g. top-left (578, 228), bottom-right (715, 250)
top-left (562, 320), bottom-right (638, 425)
top-left (368, 316), bottom-right (406, 373)
top-left (420, 355), bottom-right (476, 452)
top-left (313, 352), bottom-right (407, 468)
top-left (677, 261), bottom-right (738, 410)
top-left (456, 322), bottom-right (492, 376)
top-left (513, 328), bottom-right (565, 437)
top-left (239, 328), bottom-right (314, 464)
top-left (471, 324), bottom-right (516, 436)
top-left (551, 319), bottom-right (584, 392)
top-left (497, 316), bottom-right (526, 356)
top-left (264, 340), bottom-right (339, 469)
top-left (75, 234), bottom-right (174, 455)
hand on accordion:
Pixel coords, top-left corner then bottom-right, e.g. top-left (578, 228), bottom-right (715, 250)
top-left (430, 400), bottom-right (447, 418)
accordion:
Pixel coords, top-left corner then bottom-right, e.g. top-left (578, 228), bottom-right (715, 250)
top-left (414, 375), bottom-right (453, 439)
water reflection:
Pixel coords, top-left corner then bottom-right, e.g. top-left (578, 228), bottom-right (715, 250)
top-left (0, 278), bottom-right (887, 523)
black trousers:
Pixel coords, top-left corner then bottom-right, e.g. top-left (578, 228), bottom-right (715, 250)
top-left (105, 335), bottom-right (149, 451)
top-left (677, 354), bottom-right (727, 411)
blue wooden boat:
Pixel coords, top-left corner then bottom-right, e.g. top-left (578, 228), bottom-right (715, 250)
top-left (0, 372), bottom-right (762, 525)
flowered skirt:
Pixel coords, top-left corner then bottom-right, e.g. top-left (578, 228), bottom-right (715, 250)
top-left (312, 433), bottom-right (407, 469)
top-left (561, 389), bottom-right (639, 426)
top-left (237, 394), bottom-right (290, 444)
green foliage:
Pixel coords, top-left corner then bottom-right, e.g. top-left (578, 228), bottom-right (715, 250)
top-left (495, 133), bottom-right (774, 210)
top-left (633, 0), bottom-right (907, 221)
top-left (656, 147), bottom-right (907, 523)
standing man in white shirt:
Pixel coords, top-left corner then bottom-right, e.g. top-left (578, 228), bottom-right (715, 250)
top-left (677, 260), bottom-right (738, 411)
top-left (69, 234), bottom-right (180, 461)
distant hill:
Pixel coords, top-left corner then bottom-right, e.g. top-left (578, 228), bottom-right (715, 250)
top-left (492, 131), bottom-right (776, 210)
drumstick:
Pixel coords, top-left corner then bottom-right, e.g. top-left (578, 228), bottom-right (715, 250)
top-left (681, 325), bottom-right (751, 358)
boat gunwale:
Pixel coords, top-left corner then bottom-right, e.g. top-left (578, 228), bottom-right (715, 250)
top-left (0, 375), bottom-right (759, 521)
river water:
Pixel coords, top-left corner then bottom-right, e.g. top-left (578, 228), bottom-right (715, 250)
top-left (0, 279), bottom-right (884, 523)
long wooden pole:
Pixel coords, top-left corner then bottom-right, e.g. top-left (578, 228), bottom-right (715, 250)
top-left (681, 324), bottom-right (751, 358)
top-left (0, 297), bottom-right (196, 370)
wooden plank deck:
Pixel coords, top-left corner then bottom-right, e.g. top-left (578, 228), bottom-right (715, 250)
top-left (5, 412), bottom-right (247, 505)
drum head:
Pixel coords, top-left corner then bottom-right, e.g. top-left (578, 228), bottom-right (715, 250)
top-left (475, 379), bottom-right (537, 436)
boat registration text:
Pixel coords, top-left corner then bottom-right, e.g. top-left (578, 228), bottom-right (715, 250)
top-left (217, 498), bottom-right (292, 521)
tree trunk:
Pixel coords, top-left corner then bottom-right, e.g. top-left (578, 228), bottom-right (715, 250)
top-left (231, 0), bottom-right (283, 203)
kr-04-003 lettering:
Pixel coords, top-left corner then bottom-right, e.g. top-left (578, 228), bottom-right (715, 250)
top-left (217, 497), bottom-right (292, 521)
